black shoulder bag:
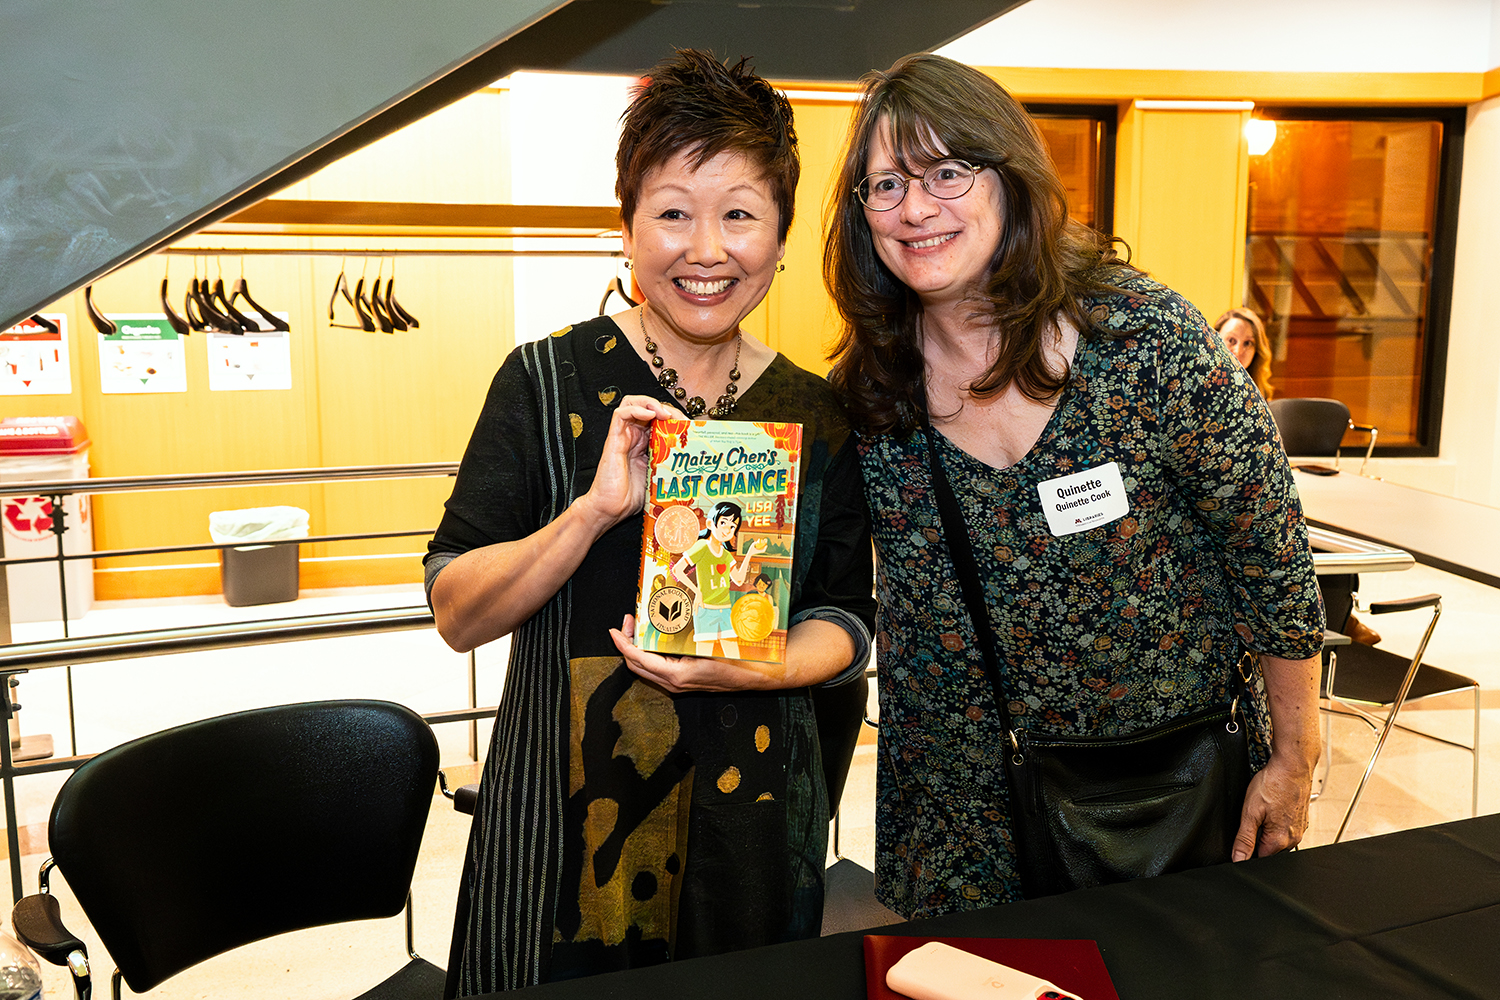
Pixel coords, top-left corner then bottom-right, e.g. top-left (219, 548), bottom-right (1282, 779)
top-left (923, 424), bottom-right (1254, 898)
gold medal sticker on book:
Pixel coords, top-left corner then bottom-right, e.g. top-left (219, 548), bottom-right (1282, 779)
top-left (635, 418), bottom-right (802, 664)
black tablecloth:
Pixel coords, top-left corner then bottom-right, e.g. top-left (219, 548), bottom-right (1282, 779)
top-left (510, 815), bottom-right (1500, 999)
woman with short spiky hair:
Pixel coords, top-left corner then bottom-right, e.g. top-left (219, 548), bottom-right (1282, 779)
top-left (428, 50), bottom-right (874, 992)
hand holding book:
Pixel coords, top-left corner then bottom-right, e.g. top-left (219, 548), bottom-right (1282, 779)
top-left (609, 613), bottom-right (857, 692)
top-left (572, 394), bottom-right (681, 533)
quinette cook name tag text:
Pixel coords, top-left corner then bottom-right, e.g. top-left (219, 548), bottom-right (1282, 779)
top-left (1037, 461), bottom-right (1130, 537)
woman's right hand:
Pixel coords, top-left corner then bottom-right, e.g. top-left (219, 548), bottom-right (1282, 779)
top-left (433, 394), bottom-right (678, 652)
top-left (575, 394), bottom-right (680, 531)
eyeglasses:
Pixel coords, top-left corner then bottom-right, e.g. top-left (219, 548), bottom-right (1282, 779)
top-left (855, 159), bottom-right (986, 211)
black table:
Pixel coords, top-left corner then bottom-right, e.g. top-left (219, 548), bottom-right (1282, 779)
top-left (513, 815), bottom-right (1500, 999)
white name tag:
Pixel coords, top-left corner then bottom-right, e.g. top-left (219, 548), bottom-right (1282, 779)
top-left (1037, 461), bottom-right (1130, 536)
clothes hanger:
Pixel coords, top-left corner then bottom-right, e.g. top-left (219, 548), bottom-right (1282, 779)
top-left (373, 278), bottom-right (406, 332)
top-left (597, 275), bottom-right (638, 315)
top-left (384, 263), bottom-right (420, 329)
top-left (386, 256), bottom-right (419, 329)
top-left (328, 260), bottom-right (373, 330)
top-left (159, 260), bottom-right (191, 335)
top-left (350, 277), bottom-right (378, 331)
top-left (25, 315), bottom-right (60, 334)
top-left (186, 260), bottom-right (239, 332)
top-left (185, 260), bottom-right (223, 332)
top-left (83, 285), bottom-right (116, 334)
top-left (352, 259), bottom-right (379, 332)
top-left (229, 261), bottom-right (290, 332)
top-left (368, 260), bottom-right (396, 333)
top-left (369, 278), bottom-right (394, 333)
top-left (193, 277), bottom-right (239, 332)
top-left (185, 274), bottom-right (213, 332)
top-left (211, 264), bottom-right (257, 335)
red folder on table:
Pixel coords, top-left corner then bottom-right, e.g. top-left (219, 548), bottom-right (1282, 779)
top-left (864, 935), bottom-right (1119, 1000)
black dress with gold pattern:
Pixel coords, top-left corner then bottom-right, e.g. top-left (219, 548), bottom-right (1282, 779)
top-left (428, 315), bottom-right (875, 992)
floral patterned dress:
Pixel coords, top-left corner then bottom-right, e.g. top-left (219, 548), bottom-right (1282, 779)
top-left (860, 275), bottom-right (1324, 919)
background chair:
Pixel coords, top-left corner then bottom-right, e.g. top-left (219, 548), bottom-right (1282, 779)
top-left (1267, 397), bottom-right (1378, 475)
top-left (815, 668), bottom-right (902, 935)
top-left (1321, 595), bottom-right (1480, 842)
top-left (12, 699), bottom-right (443, 1000)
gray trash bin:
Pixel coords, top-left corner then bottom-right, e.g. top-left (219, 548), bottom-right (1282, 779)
top-left (209, 506), bottom-right (309, 607)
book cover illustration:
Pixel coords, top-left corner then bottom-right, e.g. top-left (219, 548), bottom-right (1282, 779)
top-left (635, 418), bottom-right (802, 665)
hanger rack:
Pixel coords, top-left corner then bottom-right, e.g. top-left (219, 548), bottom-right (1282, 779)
top-left (201, 199), bottom-right (621, 239)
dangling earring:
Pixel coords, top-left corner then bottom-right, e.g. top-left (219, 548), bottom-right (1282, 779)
top-left (776, 262), bottom-right (785, 272)
top-left (624, 259), bottom-right (633, 270)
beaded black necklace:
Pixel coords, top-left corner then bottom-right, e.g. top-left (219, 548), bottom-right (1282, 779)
top-left (639, 308), bottom-right (741, 418)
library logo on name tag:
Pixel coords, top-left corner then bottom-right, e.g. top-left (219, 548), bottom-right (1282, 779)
top-left (1038, 461), bottom-right (1130, 537)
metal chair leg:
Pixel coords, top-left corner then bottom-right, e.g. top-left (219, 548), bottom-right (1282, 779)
top-left (1335, 602), bottom-right (1441, 843)
top-left (1470, 681), bottom-right (1481, 818)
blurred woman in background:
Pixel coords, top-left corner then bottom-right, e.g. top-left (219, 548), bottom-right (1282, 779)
top-left (1214, 306), bottom-right (1274, 399)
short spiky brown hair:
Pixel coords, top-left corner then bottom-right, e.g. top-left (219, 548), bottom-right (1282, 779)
top-left (617, 49), bottom-right (799, 242)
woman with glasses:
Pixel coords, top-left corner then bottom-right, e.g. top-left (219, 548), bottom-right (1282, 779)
top-left (823, 53), bottom-right (1323, 918)
top-left (427, 50), bottom-right (874, 993)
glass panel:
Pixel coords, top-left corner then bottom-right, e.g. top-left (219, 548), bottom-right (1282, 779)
top-left (1033, 115), bottom-right (1104, 230)
top-left (1246, 118), bottom-right (1442, 448)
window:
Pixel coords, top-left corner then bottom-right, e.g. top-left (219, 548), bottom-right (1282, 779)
top-left (1244, 108), bottom-right (1464, 453)
top-left (1028, 105), bottom-right (1115, 234)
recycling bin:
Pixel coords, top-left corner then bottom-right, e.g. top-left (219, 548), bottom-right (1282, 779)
top-left (0, 416), bottom-right (93, 624)
top-left (209, 506), bottom-right (309, 607)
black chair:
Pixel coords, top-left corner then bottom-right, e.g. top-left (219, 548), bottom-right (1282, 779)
top-left (1321, 595), bottom-right (1480, 842)
top-left (1267, 397), bottom-right (1377, 475)
top-left (816, 668), bottom-right (901, 935)
top-left (12, 700), bottom-right (444, 1000)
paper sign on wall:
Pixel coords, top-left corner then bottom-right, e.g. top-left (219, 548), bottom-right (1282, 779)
top-left (208, 317), bottom-right (291, 391)
top-left (98, 315), bottom-right (186, 394)
top-left (0, 314), bottom-right (72, 395)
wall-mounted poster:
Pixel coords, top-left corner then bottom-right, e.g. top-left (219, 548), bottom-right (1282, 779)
top-left (0, 314), bottom-right (72, 395)
top-left (208, 318), bottom-right (291, 391)
top-left (97, 315), bottom-right (187, 394)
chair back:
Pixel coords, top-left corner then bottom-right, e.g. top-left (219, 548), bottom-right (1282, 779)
top-left (810, 673), bottom-right (868, 818)
top-left (47, 700), bottom-right (439, 993)
top-left (1267, 398), bottom-right (1350, 456)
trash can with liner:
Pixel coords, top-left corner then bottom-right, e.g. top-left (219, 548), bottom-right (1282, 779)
top-left (208, 506), bottom-right (309, 607)
top-left (0, 416), bottom-right (93, 624)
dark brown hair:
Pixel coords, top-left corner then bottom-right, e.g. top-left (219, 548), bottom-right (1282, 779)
top-left (824, 53), bottom-right (1130, 436)
top-left (1214, 306), bottom-right (1275, 400)
top-left (617, 50), bottom-right (799, 242)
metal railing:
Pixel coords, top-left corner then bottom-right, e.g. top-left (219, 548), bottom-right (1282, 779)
top-left (0, 462), bottom-right (461, 748)
top-left (1308, 526), bottom-right (1415, 575)
top-left (0, 462), bottom-right (475, 903)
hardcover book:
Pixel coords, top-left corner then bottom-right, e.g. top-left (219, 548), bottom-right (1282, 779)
top-left (634, 417), bottom-right (802, 664)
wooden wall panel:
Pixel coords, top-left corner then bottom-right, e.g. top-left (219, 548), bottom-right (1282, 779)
top-left (770, 99), bottom-right (858, 376)
top-left (1128, 108), bottom-right (1250, 321)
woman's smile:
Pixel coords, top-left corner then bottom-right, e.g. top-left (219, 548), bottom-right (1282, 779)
top-left (903, 232), bottom-right (958, 250)
top-left (863, 124), bottom-right (1004, 311)
top-left (623, 148), bottom-right (785, 348)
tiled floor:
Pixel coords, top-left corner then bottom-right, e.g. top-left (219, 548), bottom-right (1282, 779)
top-left (8, 559), bottom-right (1497, 997)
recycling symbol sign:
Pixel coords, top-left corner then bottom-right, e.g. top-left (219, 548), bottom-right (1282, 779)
top-left (3, 496), bottom-right (56, 541)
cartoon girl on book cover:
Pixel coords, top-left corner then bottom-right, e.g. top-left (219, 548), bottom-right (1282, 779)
top-left (674, 500), bottom-right (767, 657)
